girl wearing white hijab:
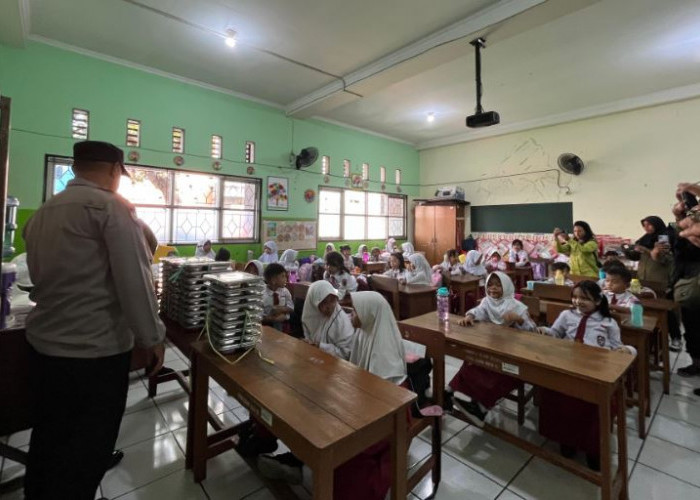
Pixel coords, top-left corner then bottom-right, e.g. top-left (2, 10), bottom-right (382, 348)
top-left (354, 244), bottom-right (369, 260)
top-left (323, 242), bottom-right (336, 260)
top-left (463, 250), bottom-right (487, 277)
top-left (349, 291), bottom-right (407, 384)
top-left (401, 242), bottom-right (415, 257)
top-left (406, 253), bottom-right (432, 285)
top-left (301, 281), bottom-right (355, 360)
top-left (259, 240), bottom-right (279, 263)
top-left (279, 249), bottom-right (299, 271)
top-left (194, 239), bottom-right (215, 259)
top-left (448, 271), bottom-right (535, 427)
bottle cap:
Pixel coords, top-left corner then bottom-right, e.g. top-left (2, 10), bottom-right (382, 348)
top-left (437, 287), bottom-right (450, 296)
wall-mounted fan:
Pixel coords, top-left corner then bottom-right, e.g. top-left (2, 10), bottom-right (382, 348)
top-left (557, 153), bottom-right (584, 175)
top-left (290, 147), bottom-right (319, 169)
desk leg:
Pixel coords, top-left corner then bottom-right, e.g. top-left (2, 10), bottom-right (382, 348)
top-left (390, 409), bottom-right (408, 500)
top-left (457, 288), bottom-right (466, 316)
top-left (638, 337), bottom-right (649, 437)
top-left (313, 457), bottom-right (333, 499)
top-left (659, 314), bottom-right (670, 395)
top-left (186, 352), bottom-right (209, 482)
top-left (599, 390), bottom-right (613, 500)
top-left (615, 384), bottom-right (629, 500)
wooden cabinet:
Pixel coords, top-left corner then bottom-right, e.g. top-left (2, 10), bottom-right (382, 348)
top-left (414, 202), bottom-right (466, 266)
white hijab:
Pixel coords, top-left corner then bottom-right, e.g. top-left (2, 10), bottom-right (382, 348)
top-left (406, 253), bottom-right (432, 285)
top-left (323, 242), bottom-right (336, 258)
top-left (401, 242), bottom-right (415, 256)
top-left (478, 271), bottom-right (528, 324)
top-left (302, 281), bottom-right (353, 351)
top-left (355, 244), bottom-right (368, 259)
top-left (385, 237), bottom-right (396, 253)
top-left (195, 239), bottom-right (215, 259)
top-left (260, 240), bottom-right (279, 263)
top-left (349, 291), bottom-right (407, 384)
top-left (280, 249), bottom-right (298, 270)
top-left (464, 250), bottom-right (487, 276)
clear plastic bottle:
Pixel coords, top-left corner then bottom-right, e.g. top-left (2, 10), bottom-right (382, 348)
top-left (437, 287), bottom-right (450, 323)
top-left (630, 299), bottom-right (644, 327)
top-left (598, 268), bottom-right (606, 280)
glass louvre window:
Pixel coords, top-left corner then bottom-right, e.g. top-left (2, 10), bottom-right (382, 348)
top-left (44, 156), bottom-right (260, 244)
top-left (318, 187), bottom-right (406, 240)
top-left (245, 141), bottom-right (256, 163)
top-left (126, 119), bottom-right (141, 147)
top-left (71, 108), bottom-right (89, 139)
top-left (380, 166), bottom-right (386, 183)
top-left (321, 155), bottom-right (330, 175)
top-left (362, 163), bottom-right (369, 180)
top-left (172, 127), bottom-right (185, 153)
top-left (343, 159), bottom-right (350, 178)
top-left (211, 135), bottom-right (222, 159)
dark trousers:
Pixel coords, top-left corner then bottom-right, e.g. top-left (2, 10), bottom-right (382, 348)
top-left (24, 347), bottom-right (132, 500)
top-left (681, 307), bottom-right (700, 360)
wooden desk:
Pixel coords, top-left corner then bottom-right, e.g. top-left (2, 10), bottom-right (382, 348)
top-left (444, 274), bottom-right (482, 315)
top-left (399, 313), bottom-right (633, 500)
top-left (398, 283), bottom-right (437, 320)
top-left (288, 281), bottom-right (311, 301)
top-left (637, 297), bottom-right (674, 394)
top-left (363, 261), bottom-right (387, 274)
top-left (186, 329), bottom-right (416, 499)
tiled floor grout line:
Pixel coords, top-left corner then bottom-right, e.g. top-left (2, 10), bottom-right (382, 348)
top-left (109, 464), bottom-right (193, 499)
top-left (497, 453), bottom-right (534, 499)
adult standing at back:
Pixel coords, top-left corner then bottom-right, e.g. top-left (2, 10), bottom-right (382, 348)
top-left (553, 221), bottom-right (600, 278)
top-left (22, 141), bottom-right (166, 500)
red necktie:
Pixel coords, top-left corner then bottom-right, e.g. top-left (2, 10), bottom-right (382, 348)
top-left (611, 295), bottom-right (617, 305)
top-left (330, 276), bottom-right (337, 287)
top-left (515, 253), bottom-right (520, 263)
top-left (574, 314), bottom-right (591, 343)
top-left (273, 292), bottom-right (279, 305)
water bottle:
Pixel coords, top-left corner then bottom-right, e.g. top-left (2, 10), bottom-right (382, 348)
top-left (554, 270), bottom-right (565, 286)
top-left (288, 270), bottom-right (297, 283)
top-left (629, 278), bottom-right (642, 295)
top-left (1, 262), bottom-right (16, 329)
top-left (630, 299), bottom-right (644, 327)
top-left (437, 287), bottom-right (450, 323)
top-left (598, 268), bottom-right (606, 280)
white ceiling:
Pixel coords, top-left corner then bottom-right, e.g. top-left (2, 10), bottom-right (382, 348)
top-left (6, 0), bottom-right (700, 147)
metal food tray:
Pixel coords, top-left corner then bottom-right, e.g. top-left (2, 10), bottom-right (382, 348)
top-left (210, 306), bottom-right (263, 322)
top-left (208, 286), bottom-right (265, 299)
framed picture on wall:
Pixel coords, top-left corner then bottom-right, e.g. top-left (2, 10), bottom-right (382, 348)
top-left (267, 176), bottom-right (289, 211)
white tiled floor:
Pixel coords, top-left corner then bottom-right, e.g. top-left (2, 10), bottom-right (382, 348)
top-left (4, 343), bottom-right (700, 499)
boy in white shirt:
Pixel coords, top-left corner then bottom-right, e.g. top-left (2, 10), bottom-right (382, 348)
top-left (509, 239), bottom-right (530, 267)
top-left (602, 266), bottom-right (637, 309)
top-left (262, 263), bottom-right (294, 331)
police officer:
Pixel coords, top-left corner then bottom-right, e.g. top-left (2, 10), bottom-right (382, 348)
top-left (23, 141), bottom-right (166, 500)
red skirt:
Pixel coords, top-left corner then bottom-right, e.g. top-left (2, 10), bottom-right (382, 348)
top-left (538, 389), bottom-right (599, 455)
top-left (449, 362), bottom-right (520, 409)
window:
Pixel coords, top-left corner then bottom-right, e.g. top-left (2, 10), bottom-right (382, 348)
top-left (362, 163), bottom-right (369, 181)
top-left (45, 156), bottom-right (260, 244)
top-left (380, 166), bottom-right (386, 183)
top-left (245, 141), bottom-right (256, 163)
top-left (318, 187), bottom-right (406, 240)
top-left (211, 135), bottom-right (222, 159)
top-left (321, 155), bottom-right (330, 175)
top-left (172, 127), bottom-right (185, 153)
top-left (71, 108), bottom-right (89, 139)
top-left (395, 168), bottom-right (401, 185)
top-left (126, 119), bottom-right (141, 147)
top-left (343, 159), bottom-right (350, 178)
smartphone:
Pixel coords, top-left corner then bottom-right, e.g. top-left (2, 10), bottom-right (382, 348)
top-left (682, 191), bottom-right (699, 210)
top-left (658, 234), bottom-right (669, 244)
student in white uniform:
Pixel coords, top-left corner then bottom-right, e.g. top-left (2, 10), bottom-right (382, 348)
top-left (323, 251), bottom-right (357, 298)
top-left (406, 253), bottom-right (432, 285)
top-left (463, 250), bottom-right (488, 278)
top-left (300, 280), bottom-right (355, 359)
top-left (433, 249), bottom-right (463, 275)
top-left (279, 249), bottom-right (299, 272)
top-left (401, 241), bottom-right (415, 257)
top-left (602, 265), bottom-right (637, 309)
top-left (323, 242), bottom-right (336, 260)
top-left (545, 262), bottom-right (575, 286)
top-left (355, 244), bottom-right (369, 261)
top-left (259, 240), bottom-right (279, 263)
top-left (449, 272), bottom-right (536, 427)
top-left (485, 249), bottom-right (507, 272)
top-left (195, 239), bottom-right (215, 259)
top-left (383, 252), bottom-right (409, 281)
top-left (509, 239), bottom-right (530, 267)
top-left (339, 244), bottom-right (355, 270)
top-left (261, 263), bottom-right (294, 330)
top-left (380, 237), bottom-right (397, 261)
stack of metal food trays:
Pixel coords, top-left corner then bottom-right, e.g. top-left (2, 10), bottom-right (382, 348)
top-left (203, 271), bottom-right (265, 354)
top-left (160, 257), bottom-right (231, 329)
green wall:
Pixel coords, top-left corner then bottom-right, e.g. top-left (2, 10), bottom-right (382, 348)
top-left (0, 41), bottom-right (419, 258)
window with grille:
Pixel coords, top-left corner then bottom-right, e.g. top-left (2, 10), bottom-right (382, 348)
top-left (395, 168), bottom-right (402, 185)
top-left (321, 155), bottom-right (330, 175)
top-left (362, 163), bottom-right (369, 181)
top-left (172, 127), bottom-right (185, 153)
top-left (318, 187), bottom-right (406, 240)
top-left (126, 119), bottom-right (141, 147)
top-left (71, 108), bottom-right (89, 140)
top-left (245, 141), bottom-right (256, 163)
top-left (44, 156), bottom-right (260, 244)
top-left (211, 135), bottom-right (222, 159)
top-left (380, 166), bottom-right (386, 183)
top-left (343, 159), bottom-right (350, 178)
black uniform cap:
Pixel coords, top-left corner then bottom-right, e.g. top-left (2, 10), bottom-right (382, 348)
top-left (73, 141), bottom-right (130, 177)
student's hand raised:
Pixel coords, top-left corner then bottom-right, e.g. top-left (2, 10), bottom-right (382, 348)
top-left (458, 315), bottom-right (475, 326)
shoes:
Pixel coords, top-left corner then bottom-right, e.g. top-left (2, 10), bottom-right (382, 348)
top-left (443, 390), bottom-right (454, 412)
top-left (452, 396), bottom-right (488, 428)
top-left (693, 388), bottom-right (700, 397)
top-left (586, 453), bottom-right (601, 471)
top-left (560, 444), bottom-right (576, 459)
top-left (236, 421), bottom-right (278, 458)
top-left (258, 452), bottom-right (303, 484)
top-left (107, 449), bottom-right (124, 470)
top-left (670, 339), bottom-right (682, 352)
top-left (677, 364), bottom-right (700, 378)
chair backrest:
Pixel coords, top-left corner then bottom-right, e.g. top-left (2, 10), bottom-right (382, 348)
top-left (519, 295), bottom-right (542, 323)
top-left (368, 275), bottom-right (400, 319)
top-left (640, 279), bottom-right (667, 298)
top-left (288, 282), bottom-right (310, 301)
top-left (533, 282), bottom-right (572, 302)
top-left (545, 302), bottom-right (570, 325)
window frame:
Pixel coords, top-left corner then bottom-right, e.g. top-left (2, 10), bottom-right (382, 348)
top-left (43, 155), bottom-right (261, 245)
top-left (317, 186), bottom-right (407, 241)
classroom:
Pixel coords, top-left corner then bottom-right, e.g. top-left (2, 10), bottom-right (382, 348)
top-left (2, 0), bottom-right (700, 499)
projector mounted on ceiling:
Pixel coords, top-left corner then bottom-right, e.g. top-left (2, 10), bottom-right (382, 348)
top-left (466, 38), bottom-right (500, 128)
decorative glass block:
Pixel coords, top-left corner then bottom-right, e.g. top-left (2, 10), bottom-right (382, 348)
top-left (173, 209), bottom-right (218, 243)
top-left (211, 135), bottom-right (222, 160)
top-left (222, 210), bottom-right (256, 239)
top-left (343, 159), bottom-right (350, 178)
top-left (245, 141), bottom-right (255, 164)
top-left (72, 109), bottom-right (89, 140)
top-left (134, 207), bottom-right (169, 243)
top-left (395, 169), bottom-right (401, 185)
top-left (362, 163), bottom-right (369, 180)
top-left (53, 164), bottom-right (75, 195)
top-left (380, 166), bottom-right (386, 183)
top-left (321, 155), bottom-right (330, 175)
top-left (174, 172), bottom-right (218, 207)
top-left (172, 127), bottom-right (185, 153)
top-left (126, 119), bottom-right (141, 147)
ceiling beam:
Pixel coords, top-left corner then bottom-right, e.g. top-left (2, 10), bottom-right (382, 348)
top-left (0, 0), bottom-right (30, 48)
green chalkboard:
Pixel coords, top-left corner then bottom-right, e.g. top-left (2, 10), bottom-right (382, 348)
top-left (471, 202), bottom-right (573, 233)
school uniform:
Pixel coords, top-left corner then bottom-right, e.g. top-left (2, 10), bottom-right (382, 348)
top-left (463, 250), bottom-right (488, 278)
top-left (603, 289), bottom-right (637, 308)
top-left (509, 249), bottom-right (530, 267)
top-left (449, 272), bottom-right (535, 408)
top-left (438, 260), bottom-right (463, 276)
top-left (485, 260), bottom-right (507, 273)
top-left (323, 270), bottom-right (358, 298)
top-left (539, 309), bottom-right (624, 456)
top-left (301, 281), bottom-right (355, 360)
top-left (383, 268), bottom-right (409, 280)
top-left (262, 286), bottom-right (293, 324)
top-left (342, 254), bottom-right (355, 271)
top-left (406, 254), bottom-right (432, 285)
top-left (545, 277), bottom-right (575, 286)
